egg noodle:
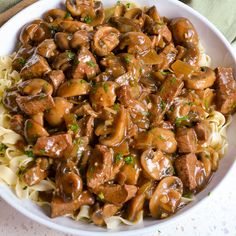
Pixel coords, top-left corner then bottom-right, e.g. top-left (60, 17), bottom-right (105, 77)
top-left (0, 52), bottom-right (230, 228)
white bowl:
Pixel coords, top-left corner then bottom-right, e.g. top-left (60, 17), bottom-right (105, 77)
top-left (0, 0), bottom-right (236, 235)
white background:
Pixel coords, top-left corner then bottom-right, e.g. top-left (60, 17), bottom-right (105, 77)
top-left (0, 32), bottom-right (236, 236)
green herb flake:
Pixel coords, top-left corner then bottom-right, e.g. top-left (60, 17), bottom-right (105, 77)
top-left (126, 2), bottom-right (131, 8)
top-left (160, 100), bottom-right (166, 111)
top-left (204, 100), bottom-right (209, 109)
top-left (50, 26), bottom-right (59, 34)
top-left (185, 101), bottom-right (195, 106)
top-left (0, 143), bottom-right (7, 154)
top-left (175, 115), bottom-right (189, 127)
top-left (39, 148), bottom-right (46, 155)
top-left (69, 123), bottom-right (79, 132)
top-left (124, 56), bottom-right (130, 64)
top-left (84, 16), bottom-right (92, 24)
top-left (115, 153), bottom-right (123, 163)
top-left (114, 103), bottom-right (120, 111)
top-left (158, 135), bottom-right (165, 141)
top-left (17, 166), bottom-right (26, 176)
top-left (26, 120), bottom-right (33, 129)
top-left (103, 83), bottom-right (109, 93)
top-left (98, 192), bottom-right (105, 200)
top-left (23, 186), bottom-right (28, 190)
top-left (183, 192), bottom-right (193, 199)
top-left (86, 60), bottom-right (96, 67)
top-left (170, 77), bottom-right (177, 84)
top-left (45, 108), bottom-right (51, 113)
top-left (159, 86), bottom-right (165, 94)
top-left (124, 156), bottom-right (133, 164)
top-left (169, 105), bottom-right (174, 112)
top-left (80, 79), bottom-right (86, 84)
top-left (208, 192), bottom-right (211, 196)
top-left (64, 11), bottom-right (71, 19)
top-left (66, 51), bottom-right (75, 60)
top-left (117, 0), bottom-right (121, 5)
top-left (25, 150), bottom-right (34, 158)
top-left (18, 58), bottom-right (26, 66)
top-left (73, 58), bottom-right (80, 65)
top-left (160, 70), bottom-right (170, 76)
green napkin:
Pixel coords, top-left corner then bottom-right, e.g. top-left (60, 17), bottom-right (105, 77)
top-left (0, 0), bottom-right (236, 42)
top-left (0, 0), bottom-right (21, 13)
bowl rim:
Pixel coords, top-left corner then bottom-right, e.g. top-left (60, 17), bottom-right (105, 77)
top-left (0, 0), bottom-right (236, 235)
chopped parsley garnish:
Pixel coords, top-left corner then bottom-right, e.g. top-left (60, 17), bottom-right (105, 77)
top-left (160, 100), bottom-right (166, 111)
top-left (26, 120), bottom-right (33, 129)
top-left (80, 79), bottom-right (86, 84)
top-left (169, 105), bottom-right (174, 112)
top-left (124, 156), bottom-right (133, 164)
top-left (208, 192), bottom-right (211, 196)
top-left (114, 103), bottom-right (120, 111)
top-left (86, 60), bottom-right (96, 67)
top-left (175, 115), bottom-right (189, 127)
top-left (66, 50), bottom-right (75, 60)
top-left (186, 101), bottom-right (195, 106)
top-left (50, 26), bottom-right (59, 34)
top-left (73, 58), bottom-right (80, 65)
top-left (103, 83), bottom-right (109, 93)
top-left (158, 135), bottom-right (165, 141)
top-left (170, 77), bottom-right (177, 84)
top-left (183, 192), bottom-right (193, 199)
top-left (84, 16), bottom-right (92, 24)
top-left (115, 153), bottom-right (123, 163)
top-left (124, 56), bottom-right (131, 63)
top-left (64, 11), bottom-right (71, 19)
top-left (0, 143), bottom-right (7, 154)
top-left (117, 0), bottom-right (121, 5)
top-left (67, 80), bottom-right (72, 86)
top-left (17, 166), bottom-right (26, 176)
top-left (160, 70), bottom-right (170, 76)
top-left (98, 192), bottom-right (105, 200)
top-left (18, 58), bottom-right (26, 66)
top-left (25, 150), bottom-right (34, 158)
top-left (45, 108), bottom-right (51, 113)
top-left (126, 2), bottom-right (131, 8)
top-left (39, 148), bottom-right (46, 155)
top-left (69, 123), bottom-right (79, 132)
top-left (159, 86), bottom-right (165, 94)
top-left (204, 100), bottom-right (209, 109)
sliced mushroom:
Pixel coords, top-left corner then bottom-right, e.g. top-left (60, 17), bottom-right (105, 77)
top-left (66, 0), bottom-right (95, 17)
top-left (24, 119), bottom-right (49, 143)
top-left (18, 79), bottom-right (53, 96)
top-left (90, 1), bottom-right (105, 26)
top-left (120, 32), bottom-right (152, 54)
top-left (31, 112), bottom-right (44, 126)
top-left (124, 8), bottom-right (142, 19)
top-left (109, 16), bottom-right (141, 33)
top-left (185, 67), bottom-right (216, 90)
top-left (36, 39), bottom-right (57, 58)
top-left (54, 32), bottom-right (71, 51)
top-left (43, 9), bottom-right (73, 22)
top-left (89, 81), bottom-right (117, 111)
top-left (169, 17), bottom-right (199, 47)
top-left (52, 51), bottom-right (73, 71)
top-left (149, 176), bottom-right (183, 218)
top-left (57, 79), bottom-right (91, 97)
top-left (93, 26), bottom-right (120, 56)
top-left (58, 20), bottom-right (90, 33)
top-left (100, 105), bottom-right (127, 147)
top-left (20, 54), bottom-right (51, 79)
top-left (113, 3), bottom-right (126, 17)
top-left (70, 30), bottom-right (90, 49)
top-left (146, 6), bottom-right (161, 22)
top-left (141, 149), bottom-right (173, 180)
top-left (44, 97), bottom-right (73, 126)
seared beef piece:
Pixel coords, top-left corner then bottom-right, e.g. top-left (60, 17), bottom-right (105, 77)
top-left (51, 191), bottom-right (94, 218)
top-left (23, 158), bottom-right (49, 186)
top-left (10, 114), bottom-right (24, 136)
top-left (215, 67), bottom-right (236, 114)
top-left (20, 54), bottom-right (51, 79)
top-left (174, 153), bottom-right (198, 190)
top-left (16, 94), bottom-right (55, 115)
top-left (71, 47), bottom-right (100, 80)
top-left (2, 90), bottom-right (21, 113)
top-left (176, 128), bottom-right (197, 153)
top-left (33, 133), bottom-right (72, 158)
top-left (86, 145), bottom-right (113, 189)
top-left (44, 70), bottom-right (65, 92)
top-left (94, 184), bottom-right (137, 205)
top-left (194, 120), bottom-right (211, 142)
top-left (116, 85), bottom-right (133, 107)
top-left (91, 203), bottom-right (120, 226)
top-left (159, 76), bottom-right (184, 103)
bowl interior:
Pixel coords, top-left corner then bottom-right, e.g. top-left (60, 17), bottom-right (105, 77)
top-left (0, 0), bottom-right (236, 235)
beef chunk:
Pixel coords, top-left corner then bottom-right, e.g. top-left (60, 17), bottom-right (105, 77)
top-left (23, 158), bottom-right (49, 186)
top-left (159, 75), bottom-right (184, 103)
top-left (44, 70), bottom-right (65, 92)
top-left (176, 128), bottom-right (197, 153)
top-left (16, 94), bottom-right (55, 115)
top-left (33, 133), bottom-right (72, 158)
top-left (194, 120), bottom-right (211, 142)
top-left (94, 184), bottom-right (137, 205)
top-left (86, 145), bottom-right (113, 189)
top-left (10, 114), bottom-right (24, 136)
top-left (116, 85), bottom-right (133, 107)
top-left (71, 47), bottom-right (100, 80)
top-left (20, 54), bottom-right (51, 79)
top-left (175, 153), bottom-right (197, 190)
top-left (215, 67), bottom-right (236, 114)
top-left (51, 191), bottom-right (94, 218)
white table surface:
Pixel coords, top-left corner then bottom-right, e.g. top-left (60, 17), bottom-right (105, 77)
top-left (0, 41), bottom-right (236, 236)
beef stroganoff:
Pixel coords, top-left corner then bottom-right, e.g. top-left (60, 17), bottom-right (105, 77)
top-left (0, 0), bottom-right (235, 228)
